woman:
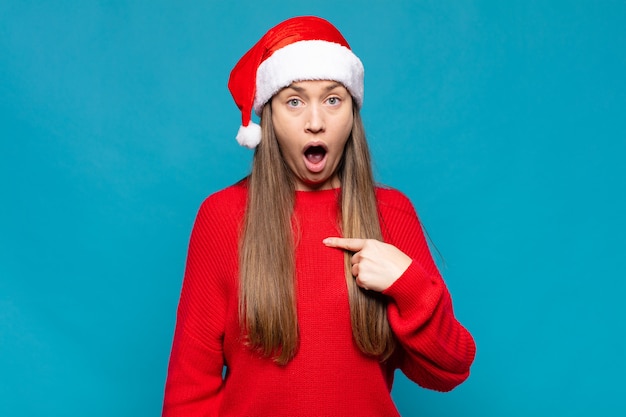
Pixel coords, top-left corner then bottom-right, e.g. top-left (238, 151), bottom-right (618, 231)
top-left (163, 16), bottom-right (475, 417)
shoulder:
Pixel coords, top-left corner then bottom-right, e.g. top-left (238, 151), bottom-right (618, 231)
top-left (205, 179), bottom-right (248, 204)
top-left (201, 180), bottom-right (247, 210)
top-left (375, 185), bottom-right (417, 217)
top-left (374, 186), bottom-right (430, 251)
top-left (196, 180), bottom-right (248, 224)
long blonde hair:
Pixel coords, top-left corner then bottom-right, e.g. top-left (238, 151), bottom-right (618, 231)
top-left (239, 103), bottom-right (395, 365)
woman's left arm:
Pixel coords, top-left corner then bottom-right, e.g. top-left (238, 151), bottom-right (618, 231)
top-left (323, 192), bottom-right (476, 392)
top-left (383, 258), bottom-right (476, 392)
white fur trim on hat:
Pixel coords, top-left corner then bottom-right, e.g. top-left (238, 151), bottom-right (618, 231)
top-left (253, 40), bottom-right (364, 115)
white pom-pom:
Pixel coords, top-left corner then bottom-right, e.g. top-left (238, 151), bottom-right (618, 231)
top-left (236, 122), bottom-right (262, 148)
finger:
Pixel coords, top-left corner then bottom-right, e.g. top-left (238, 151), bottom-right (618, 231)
top-left (323, 237), bottom-right (367, 252)
top-left (351, 262), bottom-right (359, 277)
top-left (355, 276), bottom-right (368, 291)
top-left (351, 252), bottom-right (361, 265)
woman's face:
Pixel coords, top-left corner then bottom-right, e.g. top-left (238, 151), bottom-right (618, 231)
top-left (271, 80), bottom-right (354, 191)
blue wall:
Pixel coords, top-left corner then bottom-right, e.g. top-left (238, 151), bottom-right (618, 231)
top-left (1, 1), bottom-right (624, 415)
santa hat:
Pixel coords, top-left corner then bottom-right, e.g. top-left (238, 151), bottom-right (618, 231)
top-left (228, 16), bottom-right (364, 148)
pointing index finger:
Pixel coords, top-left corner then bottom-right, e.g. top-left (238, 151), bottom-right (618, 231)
top-left (323, 237), bottom-right (366, 252)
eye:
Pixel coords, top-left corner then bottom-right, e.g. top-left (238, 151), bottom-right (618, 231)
top-left (287, 98), bottom-right (302, 107)
top-left (326, 96), bottom-right (341, 106)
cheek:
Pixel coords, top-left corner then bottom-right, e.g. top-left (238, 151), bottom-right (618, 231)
top-left (337, 115), bottom-right (354, 148)
top-left (273, 131), bottom-right (300, 163)
top-left (272, 121), bottom-right (291, 152)
top-left (272, 113), bottom-right (300, 143)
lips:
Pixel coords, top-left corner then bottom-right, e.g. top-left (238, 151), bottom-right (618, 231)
top-left (303, 143), bottom-right (328, 173)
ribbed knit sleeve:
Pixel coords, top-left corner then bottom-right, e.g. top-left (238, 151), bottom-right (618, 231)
top-left (162, 186), bottom-right (244, 417)
top-left (378, 188), bottom-right (476, 392)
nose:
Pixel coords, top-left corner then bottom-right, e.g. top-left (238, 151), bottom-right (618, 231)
top-left (305, 104), bottom-right (325, 133)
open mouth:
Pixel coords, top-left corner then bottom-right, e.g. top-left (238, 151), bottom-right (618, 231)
top-left (304, 144), bottom-right (327, 164)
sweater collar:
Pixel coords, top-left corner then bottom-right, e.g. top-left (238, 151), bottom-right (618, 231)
top-left (294, 187), bottom-right (341, 205)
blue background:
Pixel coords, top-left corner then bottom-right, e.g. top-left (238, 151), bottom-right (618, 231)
top-left (1, 1), bottom-right (625, 416)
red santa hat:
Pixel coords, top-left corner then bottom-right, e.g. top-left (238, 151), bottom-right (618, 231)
top-left (228, 16), bottom-right (364, 148)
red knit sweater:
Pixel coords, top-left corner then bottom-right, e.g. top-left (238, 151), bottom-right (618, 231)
top-left (163, 182), bottom-right (475, 416)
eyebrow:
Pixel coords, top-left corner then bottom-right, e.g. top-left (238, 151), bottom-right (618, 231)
top-left (286, 82), bottom-right (343, 93)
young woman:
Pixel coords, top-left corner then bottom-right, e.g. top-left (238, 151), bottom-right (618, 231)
top-left (163, 16), bottom-right (476, 417)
